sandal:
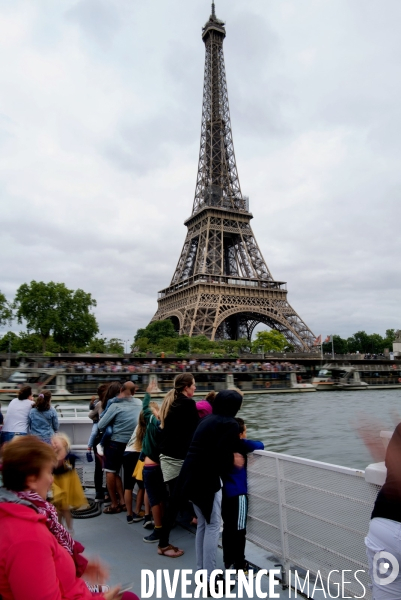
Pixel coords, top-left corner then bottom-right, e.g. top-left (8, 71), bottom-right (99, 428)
top-left (119, 504), bottom-right (127, 512)
top-left (157, 544), bottom-right (185, 558)
top-left (103, 505), bottom-right (122, 514)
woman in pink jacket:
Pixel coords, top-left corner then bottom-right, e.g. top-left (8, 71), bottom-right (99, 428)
top-left (0, 436), bottom-right (139, 600)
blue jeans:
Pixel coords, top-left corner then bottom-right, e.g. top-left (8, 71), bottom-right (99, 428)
top-left (0, 431), bottom-right (27, 444)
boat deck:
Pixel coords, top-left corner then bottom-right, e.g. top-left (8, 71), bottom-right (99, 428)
top-left (74, 500), bottom-right (296, 599)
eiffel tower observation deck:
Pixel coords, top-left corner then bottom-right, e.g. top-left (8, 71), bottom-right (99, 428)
top-left (152, 3), bottom-right (315, 350)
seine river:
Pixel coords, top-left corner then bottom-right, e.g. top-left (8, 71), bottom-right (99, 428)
top-left (3, 388), bottom-right (400, 470)
top-left (240, 388), bottom-right (400, 470)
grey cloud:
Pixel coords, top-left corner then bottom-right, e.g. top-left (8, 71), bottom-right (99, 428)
top-left (1, 0), bottom-right (401, 343)
top-left (65, 0), bottom-right (123, 46)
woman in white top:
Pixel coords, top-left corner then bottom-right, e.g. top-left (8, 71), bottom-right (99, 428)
top-left (1, 385), bottom-right (34, 444)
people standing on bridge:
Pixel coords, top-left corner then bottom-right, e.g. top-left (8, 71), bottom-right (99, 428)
top-left (0, 385), bottom-right (34, 445)
top-left (28, 391), bottom-right (59, 444)
top-left (98, 382), bottom-right (141, 514)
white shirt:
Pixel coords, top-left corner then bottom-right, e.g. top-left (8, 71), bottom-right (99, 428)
top-left (3, 398), bottom-right (34, 433)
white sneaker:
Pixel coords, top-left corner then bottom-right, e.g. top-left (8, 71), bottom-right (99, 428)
top-left (96, 444), bottom-right (104, 457)
top-left (85, 583), bottom-right (110, 592)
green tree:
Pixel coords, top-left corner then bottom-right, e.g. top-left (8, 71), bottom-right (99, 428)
top-left (132, 337), bottom-right (150, 353)
top-left (14, 281), bottom-right (98, 352)
top-left (106, 338), bottom-right (124, 354)
top-left (368, 333), bottom-right (385, 354)
top-left (0, 290), bottom-right (12, 327)
top-left (190, 335), bottom-right (216, 353)
top-left (134, 320), bottom-right (178, 345)
top-left (0, 331), bottom-right (20, 352)
top-left (88, 337), bottom-right (108, 353)
top-left (53, 289), bottom-right (98, 351)
top-left (383, 329), bottom-right (396, 351)
top-left (18, 332), bottom-right (46, 353)
top-left (251, 330), bottom-right (287, 353)
top-left (176, 336), bottom-right (190, 353)
top-left (322, 335), bottom-right (348, 355)
top-left (347, 331), bottom-right (371, 354)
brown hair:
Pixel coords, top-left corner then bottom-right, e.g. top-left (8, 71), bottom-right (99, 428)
top-left (97, 383), bottom-right (108, 405)
top-left (34, 390), bottom-right (52, 412)
top-left (101, 381), bottom-right (122, 410)
top-left (235, 417), bottom-right (245, 434)
top-left (149, 401), bottom-right (160, 418)
top-left (18, 385), bottom-right (32, 400)
top-left (134, 411), bottom-right (147, 451)
top-left (159, 373), bottom-right (194, 429)
top-left (205, 391), bottom-right (216, 404)
top-left (2, 435), bottom-right (56, 492)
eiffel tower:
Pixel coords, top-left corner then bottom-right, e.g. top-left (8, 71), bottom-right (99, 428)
top-left (152, 3), bottom-right (315, 351)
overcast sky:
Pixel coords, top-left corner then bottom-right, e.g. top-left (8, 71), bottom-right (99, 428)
top-left (1, 0), bottom-right (401, 346)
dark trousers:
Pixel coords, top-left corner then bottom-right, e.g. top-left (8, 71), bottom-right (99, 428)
top-left (222, 494), bottom-right (248, 569)
top-left (93, 444), bottom-right (104, 496)
top-left (159, 476), bottom-right (181, 548)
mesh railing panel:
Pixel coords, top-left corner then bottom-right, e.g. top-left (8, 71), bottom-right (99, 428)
top-left (247, 451), bottom-right (379, 599)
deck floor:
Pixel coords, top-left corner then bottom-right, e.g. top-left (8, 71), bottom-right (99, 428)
top-left (74, 505), bottom-right (295, 599)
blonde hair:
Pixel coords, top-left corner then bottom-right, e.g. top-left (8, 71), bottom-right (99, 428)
top-left (53, 432), bottom-right (71, 453)
top-left (150, 401), bottom-right (160, 419)
top-left (159, 373), bottom-right (194, 429)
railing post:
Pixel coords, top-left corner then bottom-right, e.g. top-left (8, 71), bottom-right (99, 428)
top-left (275, 456), bottom-right (290, 589)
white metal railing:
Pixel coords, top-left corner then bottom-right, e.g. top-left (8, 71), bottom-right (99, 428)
top-left (247, 450), bottom-right (378, 599)
top-left (54, 406), bottom-right (90, 419)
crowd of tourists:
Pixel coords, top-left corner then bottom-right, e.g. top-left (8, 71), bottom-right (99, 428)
top-left (84, 374), bottom-right (264, 595)
top-left (0, 374), bottom-right (266, 597)
top-left (38, 358), bottom-right (302, 373)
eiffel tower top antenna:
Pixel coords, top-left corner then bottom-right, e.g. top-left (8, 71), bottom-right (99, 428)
top-left (211, 2), bottom-right (216, 17)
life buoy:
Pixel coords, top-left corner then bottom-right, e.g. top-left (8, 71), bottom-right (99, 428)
top-left (398, 378), bottom-right (401, 383)
top-left (265, 381), bottom-right (271, 389)
top-left (297, 375), bottom-right (302, 383)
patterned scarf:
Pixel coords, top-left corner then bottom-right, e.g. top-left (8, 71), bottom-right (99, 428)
top-left (16, 490), bottom-right (75, 555)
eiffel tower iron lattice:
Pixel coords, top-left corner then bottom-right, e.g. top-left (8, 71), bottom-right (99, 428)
top-left (151, 3), bottom-right (315, 351)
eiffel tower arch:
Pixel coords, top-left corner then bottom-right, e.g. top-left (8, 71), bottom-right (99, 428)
top-left (152, 3), bottom-right (315, 351)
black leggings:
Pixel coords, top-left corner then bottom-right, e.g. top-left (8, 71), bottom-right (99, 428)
top-left (222, 494), bottom-right (248, 569)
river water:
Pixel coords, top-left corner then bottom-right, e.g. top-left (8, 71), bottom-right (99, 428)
top-left (240, 388), bottom-right (400, 470)
top-left (3, 388), bottom-right (400, 470)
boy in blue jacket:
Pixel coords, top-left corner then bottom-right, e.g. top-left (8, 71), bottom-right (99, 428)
top-left (222, 417), bottom-right (264, 573)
